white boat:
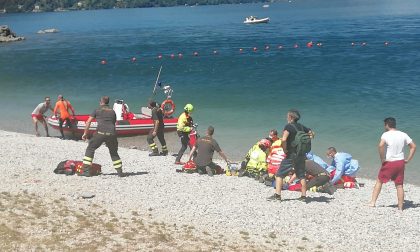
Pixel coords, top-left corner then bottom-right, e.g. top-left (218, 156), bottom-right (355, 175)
top-left (244, 16), bottom-right (270, 24)
top-left (37, 28), bottom-right (59, 34)
top-left (262, 4), bottom-right (270, 8)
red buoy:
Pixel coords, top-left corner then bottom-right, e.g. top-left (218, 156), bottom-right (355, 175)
top-left (253, 47), bottom-right (258, 52)
top-left (178, 53), bottom-right (183, 58)
top-left (131, 57), bottom-right (137, 62)
top-left (170, 54), bottom-right (175, 59)
top-left (239, 48), bottom-right (243, 53)
top-left (294, 44), bottom-right (299, 48)
top-left (306, 41), bottom-right (313, 48)
top-left (100, 60), bottom-right (107, 65)
top-left (193, 51), bottom-right (199, 56)
top-left (157, 55), bottom-right (163, 59)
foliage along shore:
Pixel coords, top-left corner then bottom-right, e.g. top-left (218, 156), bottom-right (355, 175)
top-left (0, 0), bottom-right (267, 13)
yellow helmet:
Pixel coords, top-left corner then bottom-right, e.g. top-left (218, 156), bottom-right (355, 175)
top-left (184, 104), bottom-right (194, 113)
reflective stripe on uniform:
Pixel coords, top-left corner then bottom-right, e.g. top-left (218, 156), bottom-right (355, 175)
top-left (113, 159), bottom-right (122, 169)
top-left (162, 145), bottom-right (167, 150)
top-left (149, 143), bottom-right (157, 150)
top-left (83, 156), bottom-right (93, 165)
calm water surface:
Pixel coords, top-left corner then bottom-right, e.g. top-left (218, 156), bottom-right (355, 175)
top-left (1, 0), bottom-right (419, 183)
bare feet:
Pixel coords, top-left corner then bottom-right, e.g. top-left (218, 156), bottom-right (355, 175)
top-left (368, 202), bottom-right (376, 208)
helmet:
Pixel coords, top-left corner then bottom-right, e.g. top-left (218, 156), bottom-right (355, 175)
top-left (184, 104), bottom-right (194, 113)
top-left (259, 139), bottom-right (271, 148)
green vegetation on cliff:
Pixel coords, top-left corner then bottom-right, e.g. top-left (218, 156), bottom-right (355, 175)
top-left (0, 0), bottom-right (264, 13)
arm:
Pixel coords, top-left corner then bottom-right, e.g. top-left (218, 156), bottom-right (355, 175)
top-left (69, 102), bottom-right (75, 115)
top-left (188, 146), bottom-right (197, 161)
top-left (406, 141), bottom-right (416, 163)
top-left (82, 116), bottom-right (94, 140)
top-left (330, 157), bottom-right (345, 184)
top-left (218, 150), bottom-right (229, 163)
top-left (281, 130), bottom-right (289, 154)
top-left (152, 120), bottom-right (159, 136)
top-left (378, 139), bottom-right (386, 164)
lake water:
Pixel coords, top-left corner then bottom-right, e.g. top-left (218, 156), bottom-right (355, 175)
top-left (1, 0), bottom-right (419, 183)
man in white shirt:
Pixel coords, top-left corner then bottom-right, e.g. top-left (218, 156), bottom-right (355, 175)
top-left (31, 97), bottom-right (53, 137)
top-left (369, 117), bottom-right (416, 210)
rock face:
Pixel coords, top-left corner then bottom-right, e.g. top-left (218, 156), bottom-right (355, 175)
top-left (0, 25), bottom-right (25, 42)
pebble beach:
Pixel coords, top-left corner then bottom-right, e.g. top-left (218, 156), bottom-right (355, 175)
top-left (1, 130), bottom-right (419, 251)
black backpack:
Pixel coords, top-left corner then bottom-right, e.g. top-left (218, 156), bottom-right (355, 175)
top-left (290, 124), bottom-right (311, 156)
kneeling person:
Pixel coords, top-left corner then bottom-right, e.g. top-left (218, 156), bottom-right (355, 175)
top-left (188, 126), bottom-right (229, 176)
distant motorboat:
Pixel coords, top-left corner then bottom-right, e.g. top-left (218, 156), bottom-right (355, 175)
top-left (244, 16), bottom-right (270, 24)
top-left (37, 28), bottom-right (59, 34)
top-left (262, 4), bottom-right (270, 8)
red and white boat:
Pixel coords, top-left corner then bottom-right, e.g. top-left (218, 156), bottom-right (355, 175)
top-left (48, 66), bottom-right (178, 138)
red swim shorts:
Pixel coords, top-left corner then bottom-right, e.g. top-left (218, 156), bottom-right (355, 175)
top-left (378, 160), bottom-right (405, 185)
top-left (31, 114), bottom-right (44, 121)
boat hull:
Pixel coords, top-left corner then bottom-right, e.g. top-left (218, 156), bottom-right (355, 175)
top-left (47, 115), bottom-right (178, 138)
top-left (244, 18), bottom-right (270, 24)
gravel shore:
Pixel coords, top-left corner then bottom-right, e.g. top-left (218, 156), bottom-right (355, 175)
top-left (1, 130), bottom-right (419, 251)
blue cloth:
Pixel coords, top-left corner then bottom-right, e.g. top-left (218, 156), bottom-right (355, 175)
top-left (330, 152), bottom-right (360, 184)
top-left (306, 152), bottom-right (335, 172)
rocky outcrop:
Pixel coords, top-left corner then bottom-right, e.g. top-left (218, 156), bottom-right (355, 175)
top-left (0, 25), bottom-right (25, 42)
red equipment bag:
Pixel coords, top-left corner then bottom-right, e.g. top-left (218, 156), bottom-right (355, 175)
top-left (183, 160), bottom-right (197, 173)
top-left (54, 160), bottom-right (101, 176)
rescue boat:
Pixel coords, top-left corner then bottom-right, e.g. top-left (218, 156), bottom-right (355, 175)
top-left (47, 66), bottom-right (178, 138)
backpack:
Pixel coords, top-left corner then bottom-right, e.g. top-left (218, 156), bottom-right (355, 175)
top-left (290, 124), bottom-right (311, 156)
top-left (54, 160), bottom-right (101, 176)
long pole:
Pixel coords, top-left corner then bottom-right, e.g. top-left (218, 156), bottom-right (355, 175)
top-left (152, 65), bottom-right (163, 96)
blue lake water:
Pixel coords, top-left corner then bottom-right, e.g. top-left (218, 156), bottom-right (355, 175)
top-left (1, 0), bottom-right (419, 183)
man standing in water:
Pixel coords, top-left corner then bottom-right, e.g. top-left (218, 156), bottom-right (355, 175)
top-left (369, 117), bottom-right (416, 210)
top-left (147, 101), bottom-right (168, 156)
top-left (81, 96), bottom-right (124, 177)
top-left (268, 109), bottom-right (313, 202)
top-left (31, 96), bottom-right (53, 137)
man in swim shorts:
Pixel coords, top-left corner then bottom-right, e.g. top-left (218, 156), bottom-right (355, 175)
top-left (369, 117), bottom-right (416, 210)
top-left (31, 96), bottom-right (53, 137)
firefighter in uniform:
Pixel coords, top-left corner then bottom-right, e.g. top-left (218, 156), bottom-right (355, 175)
top-left (147, 101), bottom-right (168, 156)
top-left (81, 96), bottom-right (124, 177)
top-left (174, 103), bottom-right (194, 165)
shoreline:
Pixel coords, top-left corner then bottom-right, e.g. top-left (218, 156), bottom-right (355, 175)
top-left (1, 129), bottom-right (420, 251)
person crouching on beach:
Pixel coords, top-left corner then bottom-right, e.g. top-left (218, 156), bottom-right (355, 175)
top-left (369, 117), bottom-right (416, 210)
top-left (187, 126), bottom-right (229, 176)
top-left (147, 101), bottom-right (168, 156)
top-left (80, 96), bottom-right (124, 177)
top-left (54, 94), bottom-right (75, 140)
top-left (326, 147), bottom-right (360, 188)
top-left (31, 96), bottom-right (53, 137)
top-left (175, 104), bottom-right (194, 165)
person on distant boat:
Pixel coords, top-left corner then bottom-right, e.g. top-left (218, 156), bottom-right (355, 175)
top-left (147, 101), bottom-right (168, 156)
top-left (31, 96), bottom-right (53, 137)
top-left (54, 95), bottom-right (75, 140)
top-left (326, 147), bottom-right (360, 186)
top-left (81, 96), bottom-right (124, 177)
top-left (174, 104), bottom-right (194, 165)
top-left (187, 126), bottom-right (229, 176)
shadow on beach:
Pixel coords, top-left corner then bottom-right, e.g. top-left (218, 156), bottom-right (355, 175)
top-left (102, 171), bottom-right (149, 177)
top-left (386, 200), bottom-right (420, 209)
top-left (281, 196), bottom-right (333, 203)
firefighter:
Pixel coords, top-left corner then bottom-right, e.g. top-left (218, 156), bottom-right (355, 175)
top-left (175, 103), bottom-right (194, 165)
top-left (80, 96), bottom-right (124, 177)
top-left (147, 101), bottom-right (168, 156)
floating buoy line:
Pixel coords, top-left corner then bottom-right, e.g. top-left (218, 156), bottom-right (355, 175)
top-left (99, 41), bottom-right (391, 64)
